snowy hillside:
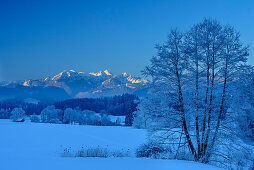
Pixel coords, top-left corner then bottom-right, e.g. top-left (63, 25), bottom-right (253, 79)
top-left (0, 120), bottom-right (221, 170)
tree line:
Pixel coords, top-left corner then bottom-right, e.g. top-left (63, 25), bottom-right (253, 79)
top-left (0, 93), bottom-right (139, 126)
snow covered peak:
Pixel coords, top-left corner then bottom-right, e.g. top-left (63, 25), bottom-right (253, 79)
top-left (104, 69), bottom-right (112, 76)
top-left (89, 71), bottom-right (103, 76)
top-left (23, 80), bottom-right (31, 86)
top-left (127, 75), bottom-right (147, 84)
top-left (89, 70), bottom-right (113, 77)
top-left (13, 69), bottom-right (149, 98)
top-left (122, 72), bottom-right (128, 77)
top-left (52, 70), bottom-right (79, 80)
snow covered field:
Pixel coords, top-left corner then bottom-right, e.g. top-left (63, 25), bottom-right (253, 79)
top-left (0, 120), bottom-right (221, 170)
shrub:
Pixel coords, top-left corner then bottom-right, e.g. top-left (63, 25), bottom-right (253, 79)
top-left (75, 146), bottom-right (109, 158)
top-left (61, 146), bottom-right (130, 158)
top-left (136, 143), bottom-right (172, 159)
top-left (61, 147), bottom-right (72, 157)
top-left (111, 149), bottom-right (130, 157)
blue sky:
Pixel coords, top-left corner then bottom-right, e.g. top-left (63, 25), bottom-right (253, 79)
top-left (0, 0), bottom-right (253, 81)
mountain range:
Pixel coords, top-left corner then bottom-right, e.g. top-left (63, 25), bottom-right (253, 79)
top-left (0, 70), bottom-right (150, 103)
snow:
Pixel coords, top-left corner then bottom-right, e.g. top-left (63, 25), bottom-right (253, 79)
top-left (89, 71), bottom-right (103, 76)
top-left (89, 70), bottom-right (112, 77)
top-left (0, 119), bottom-right (221, 170)
top-left (104, 69), bottom-right (112, 76)
top-left (23, 80), bottom-right (30, 86)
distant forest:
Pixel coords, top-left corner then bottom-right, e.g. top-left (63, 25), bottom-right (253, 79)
top-left (0, 93), bottom-right (139, 118)
top-left (54, 94), bottom-right (139, 116)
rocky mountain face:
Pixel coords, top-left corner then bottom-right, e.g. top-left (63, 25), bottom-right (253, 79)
top-left (0, 70), bottom-right (149, 102)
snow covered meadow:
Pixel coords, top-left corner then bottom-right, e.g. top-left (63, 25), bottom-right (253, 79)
top-left (0, 119), bottom-right (221, 170)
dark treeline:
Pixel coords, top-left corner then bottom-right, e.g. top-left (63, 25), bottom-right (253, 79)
top-left (54, 93), bottom-right (139, 116)
top-left (0, 94), bottom-right (139, 120)
top-left (0, 100), bottom-right (46, 118)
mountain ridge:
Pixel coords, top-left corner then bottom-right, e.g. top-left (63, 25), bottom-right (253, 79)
top-left (0, 69), bottom-right (150, 101)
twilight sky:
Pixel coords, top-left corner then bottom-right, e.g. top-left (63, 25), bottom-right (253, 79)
top-left (0, 0), bottom-right (253, 81)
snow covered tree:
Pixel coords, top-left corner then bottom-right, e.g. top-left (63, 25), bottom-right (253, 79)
top-left (143, 18), bottom-right (250, 167)
top-left (101, 113), bottom-right (112, 126)
top-left (133, 96), bottom-right (172, 129)
top-left (10, 108), bottom-right (26, 122)
top-left (231, 67), bottom-right (254, 139)
top-left (79, 110), bottom-right (100, 125)
top-left (63, 108), bottom-right (78, 124)
top-left (40, 105), bottom-right (62, 123)
top-left (125, 98), bottom-right (139, 126)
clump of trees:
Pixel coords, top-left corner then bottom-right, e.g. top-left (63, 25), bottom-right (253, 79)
top-left (62, 108), bottom-right (112, 126)
top-left (135, 18), bottom-right (252, 168)
top-left (10, 108), bottom-right (26, 122)
top-left (40, 105), bottom-right (63, 123)
top-left (33, 106), bottom-right (116, 126)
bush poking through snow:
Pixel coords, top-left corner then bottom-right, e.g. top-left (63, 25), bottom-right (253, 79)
top-left (136, 143), bottom-right (173, 159)
top-left (61, 146), bottom-right (130, 158)
top-left (61, 147), bottom-right (73, 157)
top-left (75, 146), bottom-right (109, 158)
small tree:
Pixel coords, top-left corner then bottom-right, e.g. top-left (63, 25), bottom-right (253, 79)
top-left (101, 113), bottom-right (112, 126)
top-left (79, 110), bottom-right (101, 125)
top-left (125, 101), bottom-right (138, 126)
top-left (10, 108), bottom-right (26, 122)
top-left (40, 105), bottom-right (61, 123)
top-left (125, 108), bottom-right (134, 126)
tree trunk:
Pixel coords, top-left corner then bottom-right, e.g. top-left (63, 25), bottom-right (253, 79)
top-left (176, 67), bottom-right (197, 160)
top-left (203, 44), bottom-right (216, 158)
top-left (205, 50), bottom-right (228, 163)
top-left (194, 46), bottom-right (201, 159)
top-left (201, 44), bottom-right (210, 155)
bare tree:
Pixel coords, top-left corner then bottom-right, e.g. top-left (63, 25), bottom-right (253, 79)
top-left (143, 19), bottom-right (249, 166)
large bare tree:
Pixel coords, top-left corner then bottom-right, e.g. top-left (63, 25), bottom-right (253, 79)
top-left (143, 19), bottom-right (249, 165)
